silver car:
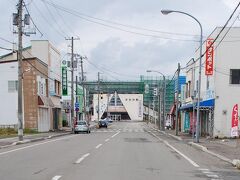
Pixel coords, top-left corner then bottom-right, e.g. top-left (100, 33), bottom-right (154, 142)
top-left (74, 121), bottom-right (91, 134)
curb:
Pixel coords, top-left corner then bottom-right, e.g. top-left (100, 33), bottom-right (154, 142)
top-left (188, 142), bottom-right (238, 167)
top-left (0, 132), bottom-right (72, 149)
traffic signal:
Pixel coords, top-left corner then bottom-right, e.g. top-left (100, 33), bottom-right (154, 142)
top-left (100, 92), bottom-right (103, 99)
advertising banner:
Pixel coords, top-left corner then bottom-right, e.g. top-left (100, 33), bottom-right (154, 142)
top-left (205, 38), bottom-right (214, 75)
top-left (231, 104), bottom-right (239, 137)
top-left (62, 67), bottom-right (68, 96)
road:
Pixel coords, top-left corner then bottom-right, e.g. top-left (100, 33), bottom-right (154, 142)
top-left (0, 121), bottom-right (239, 180)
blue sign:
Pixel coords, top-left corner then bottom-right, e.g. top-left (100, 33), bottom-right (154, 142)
top-left (75, 102), bottom-right (79, 108)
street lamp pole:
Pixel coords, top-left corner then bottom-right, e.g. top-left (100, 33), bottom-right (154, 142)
top-left (161, 9), bottom-right (203, 143)
top-left (147, 70), bottom-right (166, 131)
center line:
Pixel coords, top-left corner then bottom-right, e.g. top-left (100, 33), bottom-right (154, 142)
top-left (75, 153), bottom-right (90, 164)
top-left (105, 138), bottom-right (110, 142)
top-left (52, 175), bottom-right (62, 180)
top-left (111, 131), bottom-right (120, 138)
top-left (95, 144), bottom-right (102, 149)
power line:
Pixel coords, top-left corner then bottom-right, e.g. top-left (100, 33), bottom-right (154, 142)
top-left (42, 0), bottom-right (203, 38)
top-left (32, 0), bottom-right (65, 38)
top-left (41, 0), bottom-right (69, 37)
top-left (84, 58), bottom-right (121, 81)
top-left (0, 37), bottom-right (14, 44)
top-left (40, 0), bottom-right (200, 42)
top-left (0, 47), bottom-right (13, 51)
top-left (214, 14), bottom-right (240, 51)
top-left (23, 0), bottom-right (44, 37)
top-left (49, 0), bottom-right (79, 38)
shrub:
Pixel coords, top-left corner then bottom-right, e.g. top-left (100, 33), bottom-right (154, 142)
top-left (62, 120), bottom-right (68, 127)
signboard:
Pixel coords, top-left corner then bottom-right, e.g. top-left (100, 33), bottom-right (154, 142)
top-left (62, 67), bottom-right (68, 96)
top-left (231, 104), bottom-right (239, 137)
top-left (205, 38), bottom-right (214, 75)
top-left (75, 102), bottom-right (79, 112)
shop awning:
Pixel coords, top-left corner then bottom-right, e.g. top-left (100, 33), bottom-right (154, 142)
top-left (38, 95), bottom-right (49, 106)
top-left (180, 99), bottom-right (214, 110)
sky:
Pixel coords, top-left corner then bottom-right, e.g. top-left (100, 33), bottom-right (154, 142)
top-left (0, 0), bottom-right (240, 81)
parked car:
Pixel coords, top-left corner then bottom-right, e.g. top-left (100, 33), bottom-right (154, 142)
top-left (98, 119), bottom-right (108, 128)
top-left (105, 117), bottom-right (113, 123)
top-left (74, 120), bottom-right (91, 134)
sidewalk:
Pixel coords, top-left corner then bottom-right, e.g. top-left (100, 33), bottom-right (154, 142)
top-left (147, 122), bottom-right (240, 169)
top-left (0, 131), bottom-right (71, 149)
top-left (0, 123), bottom-right (97, 149)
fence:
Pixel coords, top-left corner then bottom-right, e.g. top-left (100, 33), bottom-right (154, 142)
top-left (0, 124), bottom-right (18, 129)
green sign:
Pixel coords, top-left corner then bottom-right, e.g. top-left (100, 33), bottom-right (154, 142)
top-left (62, 67), bottom-right (68, 96)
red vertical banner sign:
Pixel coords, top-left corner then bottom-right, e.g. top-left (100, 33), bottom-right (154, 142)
top-left (231, 104), bottom-right (239, 137)
top-left (205, 38), bottom-right (214, 75)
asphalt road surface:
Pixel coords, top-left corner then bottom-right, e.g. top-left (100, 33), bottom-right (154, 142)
top-left (0, 121), bottom-right (239, 180)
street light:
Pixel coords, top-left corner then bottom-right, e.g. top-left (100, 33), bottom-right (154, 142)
top-left (147, 70), bottom-right (166, 131)
top-left (161, 9), bottom-right (203, 143)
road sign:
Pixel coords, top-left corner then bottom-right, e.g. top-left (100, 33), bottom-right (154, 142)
top-left (75, 102), bottom-right (79, 108)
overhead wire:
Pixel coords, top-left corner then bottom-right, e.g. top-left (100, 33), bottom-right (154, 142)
top-left (32, 0), bottom-right (65, 38)
top-left (23, 0), bottom-right (44, 37)
top-left (42, 0), bottom-right (202, 38)
top-left (180, 2), bottom-right (240, 71)
top-left (84, 58), bottom-right (121, 81)
top-left (40, 0), bottom-right (200, 42)
top-left (41, 0), bottom-right (68, 37)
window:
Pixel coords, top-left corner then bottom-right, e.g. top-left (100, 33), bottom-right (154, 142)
top-left (54, 80), bottom-right (61, 95)
top-left (8, 80), bottom-right (18, 92)
top-left (206, 78), bottom-right (210, 90)
top-left (230, 69), bottom-right (240, 84)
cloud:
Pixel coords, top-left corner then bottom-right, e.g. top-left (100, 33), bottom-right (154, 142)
top-left (87, 37), bottom-right (195, 80)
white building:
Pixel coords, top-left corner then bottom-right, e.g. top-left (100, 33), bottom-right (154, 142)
top-left (92, 92), bottom-right (143, 121)
top-left (0, 40), bottom-right (62, 131)
top-left (181, 27), bottom-right (240, 138)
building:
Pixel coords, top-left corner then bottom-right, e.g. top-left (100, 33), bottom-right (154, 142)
top-left (180, 27), bottom-right (240, 138)
top-left (92, 92), bottom-right (143, 121)
top-left (0, 40), bottom-right (62, 132)
top-left (84, 76), bottom-right (175, 122)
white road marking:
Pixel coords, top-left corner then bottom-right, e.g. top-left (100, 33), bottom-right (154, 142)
top-left (52, 175), bottom-right (62, 180)
top-left (95, 144), bottom-right (102, 149)
top-left (150, 132), bottom-right (200, 168)
top-left (0, 135), bottom-right (75, 156)
top-left (199, 168), bottom-right (210, 171)
top-left (105, 138), bottom-right (110, 142)
top-left (111, 131), bottom-right (120, 138)
top-left (75, 153), bottom-right (90, 164)
top-left (206, 174), bottom-right (219, 178)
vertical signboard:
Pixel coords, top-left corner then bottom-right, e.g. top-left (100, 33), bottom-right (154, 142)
top-left (205, 38), bottom-right (214, 75)
top-left (62, 67), bottom-right (68, 96)
top-left (231, 104), bottom-right (239, 137)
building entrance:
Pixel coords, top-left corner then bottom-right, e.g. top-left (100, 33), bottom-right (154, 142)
top-left (110, 114), bottom-right (121, 121)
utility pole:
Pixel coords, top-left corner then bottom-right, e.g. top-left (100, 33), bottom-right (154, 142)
top-left (97, 72), bottom-right (100, 122)
top-left (80, 57), bottom-right (86, 120)
top-left (158, 87), bottom-right (161, 130)
top-left (65, 37), bottom-right (79, 131)
top-left (161, 76), bottom-right (166, 131)
top-left (148, 100), bottom-right (150, 123)
top-left (17, 0), bottom-right (23, 141)
top-left (175, 63), bottom-right (180, 136)
top-left (75, 76), bottom-right (78, 121)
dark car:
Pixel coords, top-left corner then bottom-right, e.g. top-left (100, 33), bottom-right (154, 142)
top-left (98, 119), bottom-right (108, 128)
